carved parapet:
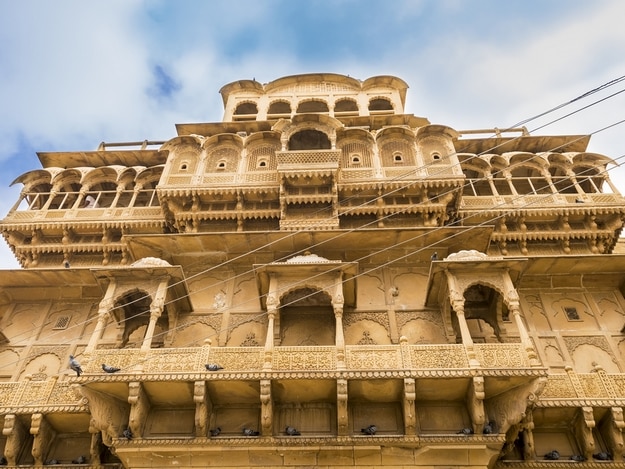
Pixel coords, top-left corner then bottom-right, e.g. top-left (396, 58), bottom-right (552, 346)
top-left (79, 385), bottom-right (130, 446)
top-left (474, 343), bottom-right (530, 368)
top-left (31, 412), bottom-right (56, 466)
top-left (128, 382), bottom-right (150, 438)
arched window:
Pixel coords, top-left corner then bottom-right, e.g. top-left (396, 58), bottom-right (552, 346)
top-left (368, 97), bottom-right (393, 112)
top-left (234, 102), bottom-right (258, 115)
top-left (296, 100), bottom-right (329, 113)
top-left (268, 101), bottom-right (291, 115)
top-left (257, 158), bottom-right (268, 169)
top-left (217, 160), bottom-right (227, 170)
top-left (350, 154), bottom-right (361, 165)
top-left (393, 152), bottom-right (404, 163)
top-left (335, 99), bottom-right (358, 113)
top-left (288, 130), bottom-right (331, 150)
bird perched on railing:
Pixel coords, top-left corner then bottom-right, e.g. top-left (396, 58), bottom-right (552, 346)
top-left (592, 452), bottom-right (612, 461)
top-left (457, 427), bottom-right (474, 435)
top-left (285, 426), bottom-right (301, 436)
top-left (45, 459), bottom-right (60, 465)
top-left (570, 455), bottom-right (587, 462)
top-left (0, 456), bottom-right (7, 466)
top-left (483, 421), bottom-right (496, 434)
top-left (209, 427), bottom-right (221, 437)
top-left (122, 428), bottom-right (133, 440)
top-left (544, 450), bottom-right (560, 460)
top-left (361, 425), bottom-right (377, 435)
top-left (69, 355), bottom-right (83, 377)
top-left (205, 363), bottom-right (224, 371)
top-left (102, 364), bottom-right (121, 373)
top-left (242, 427), bottom-right (260, 436)
top-left (72, 455), bottom-right (87, 464)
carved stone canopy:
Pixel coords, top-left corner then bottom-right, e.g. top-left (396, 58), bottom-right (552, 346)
top-left (425, 253), bottom-right (527, 308)
top-left (254, 253), bottom-right (358, 310)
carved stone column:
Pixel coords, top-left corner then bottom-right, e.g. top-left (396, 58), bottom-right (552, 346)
top-left (263, 285), bottom-right (278, 370)
top-left (333, 300), bottom-right (346, 370)
top-left (601, 406), bottom-right (625, 459)
top-left (140, 278), bottom-right (168, 351)
top-left (452, 299), bottom-right (479, 366)
top-left (467, 376), bottom-right (486, 434)
top-left (85, 279), bottom-right (117, 353)
top-left (509, 303), bottom-right (539, 366)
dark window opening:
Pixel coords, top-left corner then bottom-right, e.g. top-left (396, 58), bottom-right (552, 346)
top-left (234, 102), bottom-right (258, 115)
top-left (296, 100), bottom-right (329, 113)
top-left (369, 98), bottom-right (393, 111)
top-left (268, 101), bottom-right (291, 114)
top-left (288, 130), bottom-right (331, 150)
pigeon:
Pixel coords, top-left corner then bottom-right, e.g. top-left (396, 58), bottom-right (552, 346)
top-left (122, 428), bottom-right (133, 440)
top-left (102, 364), bottom-right (121, 373)
top-left (483, 421), bottom-right (495, 434)
top-left (209, 427), bottom-right (221, 437)
top-left (457, 427), bottom-right (474, 435)
top-left (431, 252), bottom-right (438, 261)
top-left (544, 450), bottom-right (560, 460)
top-left (69, 355), bottom-right (83, 377)
top-left (72, 456), bottom-right (87, 464)
top-left (570, 455), bottom-right (587, 462)
top-left (63, 260), bottom-right (70, 269)
top-left (592, 452), bottom-right (612, 461)
top-left (0, 456), bottom-right (6, 466)
top-left (361, 425), bottom-right (377, 435)
top-left (45, 459), bottom-right (60, 465)
top-left (242, 428), bottom-right (259, 436)
top-left (205, 364), bottom-right (224, 371)
top-left (285, 426), bottom-right (301, 436)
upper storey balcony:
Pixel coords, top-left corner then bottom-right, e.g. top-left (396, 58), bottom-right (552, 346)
top-left (219, 74), bottom-right (409, 122)
top-left (456, 145), bottom-right (625, 256)
top-left (0, 144), bottom-right (168, 268)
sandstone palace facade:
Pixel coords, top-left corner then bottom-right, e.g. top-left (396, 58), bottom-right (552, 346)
top-left (1, 73), bottom-right (625, 469)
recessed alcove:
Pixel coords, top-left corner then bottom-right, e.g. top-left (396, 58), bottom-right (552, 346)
top-left (348, 379), bottom-right (404, 435)
top-left (207, 380), bottom-right (261, 436)
top-left (531, 407), bottom-right (582, 459)
top-left (143, 381), bottom-right (195, 438)
top-left (414, 377), bottom-right (472, 434)
top-left (272, 379), bottom-right (336, 436)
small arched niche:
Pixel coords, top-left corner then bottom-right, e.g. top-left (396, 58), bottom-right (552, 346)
top-left (460, 284), bottom-right (507, 343)
top-left (114, 289), bottom-right (168, 348)
top-left (279, 287), bottom-right (335, 346)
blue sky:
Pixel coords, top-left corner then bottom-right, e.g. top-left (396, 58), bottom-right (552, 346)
top-left (0, 0), bottom-right (624, 268)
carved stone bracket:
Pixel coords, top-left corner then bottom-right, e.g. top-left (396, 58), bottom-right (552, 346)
top-left (337, 378), bottom-right (348, 436)
top-left (193, 380), bottom-right (211, 438)
top-left (2, 414), bottom-right (28, 466)
top-left (31, 412), bottom-right (56, 466)
top-left (260, 379), bottom-right (272, 436)
top-left (128, 381), bottom-right (150, 438)
top-left (572, 406), bottom-right (596, 459)
top-left (403, 378), bottom-right (416, 436)
top-left (485, 376), bottom-right (547, 436)
top-left (468, 376), bottom-right (486, 433)
top-left (79, 385), bottom-right (130, 446)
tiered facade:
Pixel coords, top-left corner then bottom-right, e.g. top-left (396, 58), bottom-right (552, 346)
top-left (1, 73), bottom-right (625, 469)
